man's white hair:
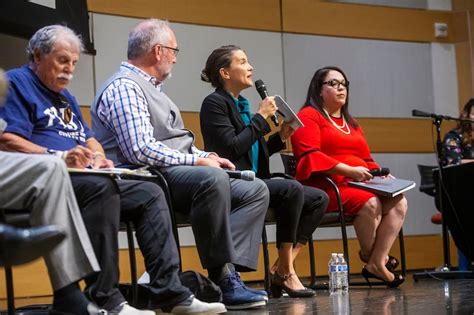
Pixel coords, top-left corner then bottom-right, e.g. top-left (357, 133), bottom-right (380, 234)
top-left (26, 25), bottom-right (83, 61)
top-left (127, 19), bottom-right (172, 59)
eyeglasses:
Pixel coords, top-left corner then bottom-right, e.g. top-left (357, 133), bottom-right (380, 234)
top-left (322, 79), bottom-right (349, 89)
top-left (58, 95), bottom-right (73, 124)
top-left (155, 44), bottom-right (180, 57)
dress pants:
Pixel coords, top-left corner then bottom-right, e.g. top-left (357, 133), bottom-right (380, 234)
top-left (0, 152), bottom-right (99, 290)
top-left (70, 175), bottom-right (191, 310)
top-left (159, 166), bottom-right (269, 271)
top-left (263, 178), bottom-right (328, 247)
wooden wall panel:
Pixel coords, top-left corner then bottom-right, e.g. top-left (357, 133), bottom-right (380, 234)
top-left (452, 0), bottom-right (474, 11)
top-left (87, 0), bottom-right (281, 31)
top-left (456, 41), bottom-right (473, 109)
top-left (282, 0), bottom-right (459, 43)
top-left (357, 118), bottom-right (457, 153)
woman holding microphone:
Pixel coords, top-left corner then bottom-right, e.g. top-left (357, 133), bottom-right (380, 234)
top-left (199, 45), bottom-right (328, 298)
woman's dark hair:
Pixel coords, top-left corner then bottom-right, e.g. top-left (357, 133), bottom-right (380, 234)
top-left (302, 66), bottom-right (358, 128)
top-left (459, 98), bottom-right (473, 146)
top-left (201, 45), bottom-right (241, 89)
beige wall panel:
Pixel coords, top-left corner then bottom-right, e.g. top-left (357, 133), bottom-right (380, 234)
top-left (87, 0), bottom-right (281, 31)
top-left (282, 0), bottom-right (455, 43)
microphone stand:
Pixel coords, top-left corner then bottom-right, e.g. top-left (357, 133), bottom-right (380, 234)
top-left (412, 110), bottom-right (474, 280)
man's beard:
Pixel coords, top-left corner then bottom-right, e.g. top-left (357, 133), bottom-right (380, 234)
top-left (162, 72), bottom-right (172, 81)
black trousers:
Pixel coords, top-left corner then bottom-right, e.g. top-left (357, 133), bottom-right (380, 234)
top-left (70, 174), bottom-right (190, 310)
top-left (263, 178), bottom-right (328, 247)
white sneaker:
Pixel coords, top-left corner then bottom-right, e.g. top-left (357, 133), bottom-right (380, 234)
top-left (116, 303), bottom-right (155, 315)
top-left (155, 296), bottom-right (226, 314)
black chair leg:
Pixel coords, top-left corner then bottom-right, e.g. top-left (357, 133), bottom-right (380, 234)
top-left (5, 265), bottom-right (15, 315)
top-left (125, 221), bottom-right (138, 307)
top-left (261, 226), bottom-right (271, 294)
top-left (308, 235), bottom-right (317, 286)
top-left (399, 228), bottom-right (407, 277)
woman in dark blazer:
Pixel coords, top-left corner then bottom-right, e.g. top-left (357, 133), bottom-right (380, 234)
top-left (199, 45), bottom-right (328, 298)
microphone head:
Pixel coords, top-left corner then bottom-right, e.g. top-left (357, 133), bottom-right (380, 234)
top-left (241, 170), bottom-right (255, 181)
top-left (255, 79), bottom-right (268, 99)
top-left (255, 79), bottom-right (265, 90)
top-left (412, 109), bottom-right (431, 118)
top-left (380, 167), bottom-right (390, 176)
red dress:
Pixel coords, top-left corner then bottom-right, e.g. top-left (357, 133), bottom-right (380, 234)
top-left (291, 106), bottom-right (379, 215)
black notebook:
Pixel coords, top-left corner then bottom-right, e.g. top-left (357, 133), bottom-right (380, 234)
top-left (348, 177), bottom-right (416, 197)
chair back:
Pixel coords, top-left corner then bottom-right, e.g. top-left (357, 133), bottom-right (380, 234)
top-left (280, 153), bottom-right (297, 177)
top-left (417, 164), bottom-right (437, 197)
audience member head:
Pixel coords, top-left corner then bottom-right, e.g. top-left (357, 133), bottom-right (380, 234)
top-left (27, 25), bottom-right (83, 93)
top-left (127, 19), bottom-right (178, 82)
top-left (459, 98), bottom-right (474, 145)
top-left (0, 68), bottom-right (8, 106)
top-left (201, 45), bottom-right (246, 90)
top-left (303, 66), bottom-right (357, 128)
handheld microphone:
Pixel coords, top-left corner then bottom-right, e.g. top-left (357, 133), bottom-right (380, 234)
top-left (225, 170), bottom-right (255, 181)
top-left (368, 168), bottom-right (390, 177)
top-left (255, 79), bottom-right (279, 126)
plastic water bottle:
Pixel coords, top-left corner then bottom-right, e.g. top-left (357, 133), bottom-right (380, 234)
top-left (328, 253), bottom-right (338, 295)
top-left (337, 253), bottom-right (349, 294)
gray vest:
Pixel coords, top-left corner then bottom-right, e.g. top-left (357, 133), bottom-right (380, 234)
top-left (91, 67), bottom-right (195, 165)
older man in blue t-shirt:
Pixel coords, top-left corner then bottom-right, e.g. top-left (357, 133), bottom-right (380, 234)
top-left (0, 25), bottom-right (225, 315)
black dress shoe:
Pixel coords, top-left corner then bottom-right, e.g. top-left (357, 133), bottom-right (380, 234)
top-left (271, 272), bottom-right (316, 298)
top-left (0, 224), bottom-right (66, 266)
top-left (361, 267), bottom-right (404, 288)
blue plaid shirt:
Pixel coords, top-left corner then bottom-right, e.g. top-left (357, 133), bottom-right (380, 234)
top-left (96, 62), bottom-right (210, 167)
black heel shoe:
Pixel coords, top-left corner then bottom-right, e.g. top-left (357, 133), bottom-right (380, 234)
top-left (361, 267), bottom-right (404, 288)
top-left (270, 282), bottom-right (283, 298)
top-left (359, 251), bottom-right (399, 272)
top-left (271, 273), bottom-right (316, 298)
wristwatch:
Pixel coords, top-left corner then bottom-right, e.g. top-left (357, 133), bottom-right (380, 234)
top-left (46, 149), bottom-right (65, 158)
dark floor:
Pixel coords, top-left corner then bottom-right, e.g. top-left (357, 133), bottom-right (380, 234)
top-left (235, 273), bottom-right (474, 314)
top-left (3, 272), bottom-right (474, 314)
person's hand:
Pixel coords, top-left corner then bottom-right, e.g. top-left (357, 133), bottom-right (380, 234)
top-left (91, 152), bottom-right (114, 169)
top-left (207, 154), bottom-right (236, 170)
top-left (64, 145), bottom-right (93, 168)
top-left (196, 157), bottom-right (222, 168)
top-left (279, 121), bottom-right (295, 141)
top-left (347, 166), bottom-right (373, 182)
top-left (215, 157), bottom-right (236, 170)
top-left (257, 96), bottom-right (277, 120)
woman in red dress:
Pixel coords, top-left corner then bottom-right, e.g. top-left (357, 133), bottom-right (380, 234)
top-left (291, 66), bottom-right (407, 287)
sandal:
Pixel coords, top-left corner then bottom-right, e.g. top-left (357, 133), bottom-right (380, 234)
top-left (359, 251), bottom-right (399, 272)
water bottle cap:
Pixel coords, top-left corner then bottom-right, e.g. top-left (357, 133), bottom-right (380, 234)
top-left (331, 253), bottom-right (337, 256)
top-left (337, 253), bottom-right (343, 257)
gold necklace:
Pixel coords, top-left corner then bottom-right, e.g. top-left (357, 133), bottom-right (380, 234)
top-left (323, 108), bottom-right (351, 135)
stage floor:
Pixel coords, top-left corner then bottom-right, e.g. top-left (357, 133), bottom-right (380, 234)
top-left (3, 272), bottom-right (474, 314)
top-left (234, 273), bottom-right (474, 314)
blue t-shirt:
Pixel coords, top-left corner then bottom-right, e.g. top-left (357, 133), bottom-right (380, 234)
top-left (0, 65), bottom-right (92, 151)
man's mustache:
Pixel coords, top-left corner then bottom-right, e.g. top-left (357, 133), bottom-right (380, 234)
top-left (58, 73), bottom-right (73, 80)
